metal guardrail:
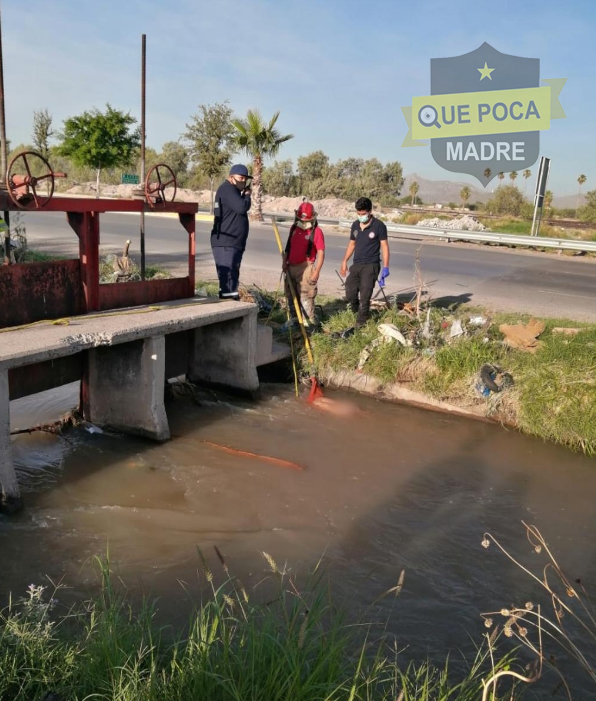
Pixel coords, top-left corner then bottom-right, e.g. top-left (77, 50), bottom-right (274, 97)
top-left (262, 211), bottom-right (596, 253)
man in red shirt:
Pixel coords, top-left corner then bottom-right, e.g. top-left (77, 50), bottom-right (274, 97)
top-left (282, 202), bottom-right (325, 326)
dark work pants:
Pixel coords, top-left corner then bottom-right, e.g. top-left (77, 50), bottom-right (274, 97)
top-left (345, 262), bottom-right (380, 326)
top-left (212, 245), bottom-right (244, 299)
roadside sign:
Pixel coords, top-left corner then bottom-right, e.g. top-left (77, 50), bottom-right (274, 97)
top-left (121, 173), bottom-right (140, 185)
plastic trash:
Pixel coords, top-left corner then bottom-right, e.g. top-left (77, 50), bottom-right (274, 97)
top-left (449, 320), bottom-right (464, 338)
top-left (378, 323), bottom-right (411, 346)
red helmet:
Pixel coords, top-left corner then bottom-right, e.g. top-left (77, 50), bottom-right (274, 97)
top-left (295, 202), bottom-right (316, 222)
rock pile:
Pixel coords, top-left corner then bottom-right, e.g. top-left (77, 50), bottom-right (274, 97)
top-left (416, 215), bottom-right (490, 232)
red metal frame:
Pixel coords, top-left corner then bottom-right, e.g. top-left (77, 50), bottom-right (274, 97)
top-left (2, 196), bottom-right (198, 316)
top-left (3, 195), bottom-right (199, 401)
top-left (54, 198), bottom-right (198, 312)
top-left (41, 196), bottom-right (197, 214)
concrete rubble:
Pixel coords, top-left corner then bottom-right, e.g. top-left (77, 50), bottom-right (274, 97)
top-left (416, 215), bottom-right (490, 232)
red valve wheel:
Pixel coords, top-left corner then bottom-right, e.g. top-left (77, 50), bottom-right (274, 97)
top-left (145, 163), bottom-right (177, 208)
top-left (6, 151), bottom-right (66, 210)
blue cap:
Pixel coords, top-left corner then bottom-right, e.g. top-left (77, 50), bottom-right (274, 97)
top-left (229, 164), bottom-right (252, 178)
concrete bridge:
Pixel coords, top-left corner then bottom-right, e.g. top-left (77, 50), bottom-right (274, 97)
top-left (0, 194), bottom-right (288, 514)
top-left (0, 297), bottom-right (287, 513)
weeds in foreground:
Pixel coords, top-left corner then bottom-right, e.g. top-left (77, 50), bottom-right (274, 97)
top-left (481, 522), bottom-right (596, 699)
top-left (0, 553), bottom-right (517, 701)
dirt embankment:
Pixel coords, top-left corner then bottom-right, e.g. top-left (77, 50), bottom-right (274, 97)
top-left (62, 183), bottom-right (389, 219)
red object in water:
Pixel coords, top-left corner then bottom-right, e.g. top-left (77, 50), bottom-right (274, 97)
top-left (201, 440), bottom-right (305, 471)
top-left (307, 378), bottom-right (324, 403)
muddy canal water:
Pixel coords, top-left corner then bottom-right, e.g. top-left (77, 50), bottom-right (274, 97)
top-left (3, 383), bottom-right (596, 696)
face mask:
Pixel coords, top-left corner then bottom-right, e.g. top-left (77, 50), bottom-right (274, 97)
top-left (296, 220), bottom-right (312, 230)
top-left (234, 178), bottom-right (247, 190)
top-left (358, 214), bottom-right (370, 223)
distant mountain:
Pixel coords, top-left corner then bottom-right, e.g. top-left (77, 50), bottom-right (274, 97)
top-left (552, 193), bottom-right (586, 209)
top-left (402, 173), bottom-right (492, 205)
top-left (402, 172), bottom-right (585, 209)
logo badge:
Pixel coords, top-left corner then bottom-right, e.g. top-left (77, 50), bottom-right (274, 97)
top-left (402, 43), bottom-right (566, 186)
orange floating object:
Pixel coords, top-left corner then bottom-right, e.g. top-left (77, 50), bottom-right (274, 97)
top-left (200, 440), bottom-right (304, 471)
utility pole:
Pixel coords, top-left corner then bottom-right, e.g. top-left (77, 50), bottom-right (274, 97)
top-left (0, 1), bottom-right (11, 265)
top-left (140, 33), bottom-right (146, 279)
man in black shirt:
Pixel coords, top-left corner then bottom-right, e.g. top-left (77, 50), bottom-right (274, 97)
top-left (211, 164), bottom-right (253, 300)
top-left (340, 197), bottom-right (390, 327)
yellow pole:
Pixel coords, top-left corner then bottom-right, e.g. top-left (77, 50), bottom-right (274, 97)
top-left (271, 218), bottom-right (316, 368)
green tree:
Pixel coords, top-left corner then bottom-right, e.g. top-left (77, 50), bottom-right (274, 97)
top-left (483, 168), bottom-right (491, 182)
top-left (32, 109), bottom-right (53, 159)
top-left (409, 181), bottom-right (419, 206)
top-left (544, 189), bottom-right (553, 218)
top-left (184, 102), bottom-right (235, 211)
top-left (380, 161), bottom-right (405, 204)
top-left (497, 172), bottom-right (505, 187)
top-left (577, 174), bottom-right (587, 212)
top-left (509, 171), bottom-right (518, 184)
top-left (232, 110), bottom-right (293, 221)
top-left (522, 169), bottom-right (531, 198)
top-left (137, 146), bottom-right (160, 175)
top-left (8, 143), bottom-right (35, 163)
top-left (460, 185), bottom-right (471, 209)
top-left (486, 184), bottom-right (525, 216)
top-left (296, 150), bottom-right (331, 198)
top-left (578, 188), bottom-right (596, 223)
top-left (160, 141), bottom-right (189, 187)
top-left (262, 159), bottom-right (297, 197)
top-left (297, 150), bottom-right (330, 184)
top-left (59, 105), bottom-right (140, 197)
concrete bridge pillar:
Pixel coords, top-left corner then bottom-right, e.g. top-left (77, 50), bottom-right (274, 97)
top-left (188, 308), bottom-right (259, 393)
top-left (86, 336), bottom-right (170, 441)
top-left (0, 369), bottom-right (23, 514)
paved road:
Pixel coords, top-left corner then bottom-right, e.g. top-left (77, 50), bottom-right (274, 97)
top-left (20, 211), bottom-right (596, 322)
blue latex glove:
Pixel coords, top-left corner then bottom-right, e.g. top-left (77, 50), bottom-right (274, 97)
top-left (378, 267), bottom-right (390, 287)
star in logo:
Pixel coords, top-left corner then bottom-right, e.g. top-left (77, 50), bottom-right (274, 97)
top-left (478, 62), bottom-right (495, 81)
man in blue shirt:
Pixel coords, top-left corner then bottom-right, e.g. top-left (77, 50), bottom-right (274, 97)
top-left (340, 197), bottom-right (390, 327)
top-left (211, 164), bottom-right (252, 300)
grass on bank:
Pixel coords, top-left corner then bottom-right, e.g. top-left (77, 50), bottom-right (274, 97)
top-left (0, 557), bottom-right (517, 701)
top-left (194, 277), bottom-right (596, 455)
top-left (307, 300), bottom-right (596, 456)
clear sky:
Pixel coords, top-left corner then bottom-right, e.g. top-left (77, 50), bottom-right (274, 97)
top-left (3, 0), bottom-right (594, 194)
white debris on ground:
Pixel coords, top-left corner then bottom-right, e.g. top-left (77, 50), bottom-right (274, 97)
top-left (416, 215), bottom-right (490, 232)
top-left (62, 183), bottom-right (389, 220)
top-left (261, 195), bottom-right (361, 219)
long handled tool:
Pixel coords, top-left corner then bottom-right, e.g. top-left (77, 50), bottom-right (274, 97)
top-left (376, 281), bottom-right (391, 309)
top-left (271, 217), bottom-right (323, 402)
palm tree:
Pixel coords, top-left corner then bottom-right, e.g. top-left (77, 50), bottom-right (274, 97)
top-left (232, 110), bottom-right (293, 221)
top-left (483, 168), bottom-right (491, 182)
top-left (409, 181), bottom-right (419, 206)
top-left (577, 174), bottom-right (587, 213)
top-left (509, 171), bottom-right (518, 185)
top-left (523, 169), bottom-right (531, 198)
top-left (497, 172), bottom-right (505, 187)
top-left (460, 186), bottom-right (471, 209)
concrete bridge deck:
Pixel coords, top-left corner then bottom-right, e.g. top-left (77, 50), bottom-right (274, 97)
top-left (0, 297), bottom-right (290, 513)
top-left (1, 298), bottom-right (252, 369)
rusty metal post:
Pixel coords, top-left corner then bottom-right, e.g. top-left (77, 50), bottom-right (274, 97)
top-left (0, 2), bottom-right (7, 183)
top-left (0, 2), bottom-right (11, 265)
top-left (179, 212), bottom-right (196, 295)
top-left (140, 33), bottom-right (146, 280)
top-left (68, 211), bottom-right (100, 312)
